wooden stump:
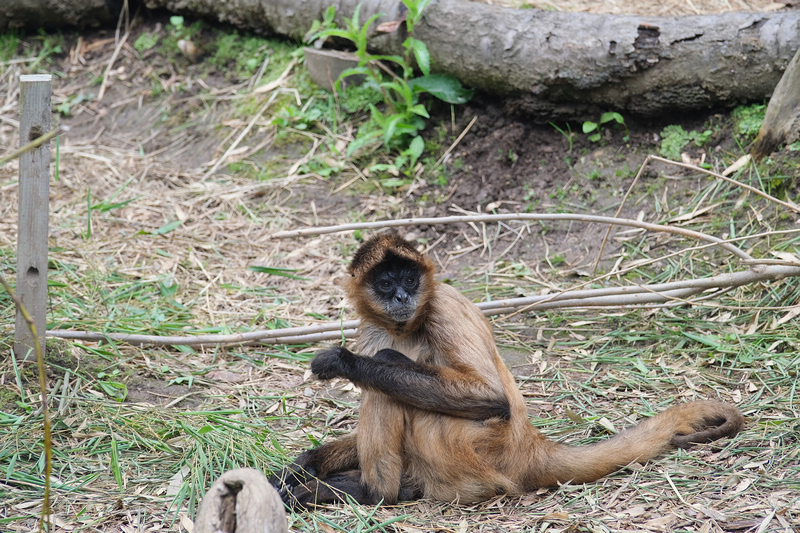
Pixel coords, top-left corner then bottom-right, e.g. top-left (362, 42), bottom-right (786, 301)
top-left (752, 46), bottom-right (800, 162)
top-left (195, 468), bottom-right (288, 533)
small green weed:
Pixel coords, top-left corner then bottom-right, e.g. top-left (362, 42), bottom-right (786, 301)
top-left (732, 103), bottom-right (766, 140)
top-left (658, 125), bottom-right (712, 161)
top-left (273, 98), bottom-right (334, 131)
top-left (28, 31), bottom-right (65, 72)
top-left (96, 369), bottom-right (128, 401)
top-left (212, 31), bottom-right (281, 80)
top-left (583, 112), bottom-right (628, 142)
top-left (134, 32), bottom-right (159, 53)
top-left (161, 15), bottom-right (203, 66)
top-left (56, 93), bottom-right (92, 116)
top-left (0, 30), bottom-right (21, 63)
top-left (550, 122), bottom-right (574, 152)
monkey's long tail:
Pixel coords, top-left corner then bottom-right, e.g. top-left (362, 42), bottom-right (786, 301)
top-left (529, 400), bottom-right (744, 487)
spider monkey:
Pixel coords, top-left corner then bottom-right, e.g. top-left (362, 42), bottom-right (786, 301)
top-left (271, 233), bottom-right (744, 507)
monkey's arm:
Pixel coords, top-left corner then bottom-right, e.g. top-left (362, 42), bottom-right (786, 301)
top-left (312, 347), bottom-right (510, 421)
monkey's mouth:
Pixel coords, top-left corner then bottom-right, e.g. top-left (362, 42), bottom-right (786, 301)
top-left (386, 306), bottom-right (416, 322)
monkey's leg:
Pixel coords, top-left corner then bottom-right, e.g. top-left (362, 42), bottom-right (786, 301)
top-left (269, 433), bottom-right (359, 505)
top-left (358, 391), bottom-right (406, 504)
top-left (289, 470), bottom-right (420, 507)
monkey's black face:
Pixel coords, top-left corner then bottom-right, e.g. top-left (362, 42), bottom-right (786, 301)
top-left (369, 259), bottom-right (421, 323)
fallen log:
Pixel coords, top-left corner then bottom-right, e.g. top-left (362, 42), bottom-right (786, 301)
top-left (0, 0), bottom-right (123, 29)
top-left (139, 0), bottom-right (800, 117)
top-left (195, 468), bottom-right (288, 533)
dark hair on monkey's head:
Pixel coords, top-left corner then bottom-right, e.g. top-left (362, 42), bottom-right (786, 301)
top-left (348, 233), bottom-right (433, 280)
top-left (345, 233), bottom-right (437, 333)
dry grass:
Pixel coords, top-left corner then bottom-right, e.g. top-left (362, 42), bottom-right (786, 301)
top-left (1, 3), bottom-right (799, 533)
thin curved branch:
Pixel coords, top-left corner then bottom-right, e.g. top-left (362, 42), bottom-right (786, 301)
top-left (45, 264), bottom-right (800, 347)
top-left (48, 320), bottom-right (359, 347)
top-left (271, 213), bottom-right (753, 261)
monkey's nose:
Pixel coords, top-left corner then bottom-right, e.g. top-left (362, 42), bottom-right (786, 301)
top-left (395, 292), bottom-right (409, 304)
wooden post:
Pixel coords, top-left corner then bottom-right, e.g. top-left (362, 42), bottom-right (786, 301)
top-left (14, 74), bottom-right (52, 361)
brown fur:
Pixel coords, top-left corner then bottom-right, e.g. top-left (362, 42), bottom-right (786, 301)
top-left (276, 234), bottom-right (745, 506)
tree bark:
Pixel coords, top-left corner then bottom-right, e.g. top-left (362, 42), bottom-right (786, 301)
top-left (195, 468), bottom-right (288, 533)
top-left (141, 0), bottom-right (800, 117)
top-left (0, 0), bottom-right (124, 29)
top-left (751, 46), bottom-right (800, 161)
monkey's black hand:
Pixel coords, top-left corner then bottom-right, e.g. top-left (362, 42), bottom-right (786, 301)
top-left (311, 346), bottom-right (357, 380)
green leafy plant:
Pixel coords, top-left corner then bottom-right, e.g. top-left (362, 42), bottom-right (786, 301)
top-left (732, 103), bottom-right (766, 140)
top-left (659, 124), bottom-right (713, 160)
top-left (305, 4), bottom-right (338, 42)
top-left (97, 370), bottom-right (128, 401)
top-left (56, 93), bottom-right (92, 116)
top-left (0, 30), bottom-right (21, 63)
top-left (308, 1), bottom-right (472, 170)
top-left (134, 32), bottom-right (159, 53)
top-left (169, 16), bottom-right (187, 38)
top-left (583, 112), bottom-right (628, 143)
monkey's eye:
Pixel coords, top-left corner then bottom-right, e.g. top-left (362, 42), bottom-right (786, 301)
top-left (378, 280), bottom-right (393, 291)
top-left (404, 277), bottom-right (417, 287)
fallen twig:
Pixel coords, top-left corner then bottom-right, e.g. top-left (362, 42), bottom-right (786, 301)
top-left (0, 126), bottom-right (63, 167)
top-left (202, 90), bottom-right (280, 179)
top-left (45, 264), bottom-right (800, 347)
top-left (97, 31), bottom-right (129, 102)
top-left (434, 115), bottom-right (477, 169)
top-left (272, 212), bottom-right (753, 261)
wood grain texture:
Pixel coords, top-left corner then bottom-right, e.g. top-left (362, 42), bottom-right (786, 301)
top-left (15, 74), bottom-right (51, 361)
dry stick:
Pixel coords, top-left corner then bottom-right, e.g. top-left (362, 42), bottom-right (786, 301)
top-left (433, 115), bottom-right (477, 168)
top-left (0, 126), bottom-right (62, 167)
top-left (272, 213), bottom-right (752, 261)
top-left (49, 320), bottom-right (360, 346)
top-left (497, 231), bottom-right (751, 322)
top-left (479, 264), bottom-right (800, 314)
top-left (0, 275), bottom-right (51, 533)
top-left (45, 263), bottom-right (800, 347)
top-left (201, 90), bottom-right (279, 180)
top-left (592, 152), bottom-right (650, 275)
top-left (97, 31), bottom-right (129, 102)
